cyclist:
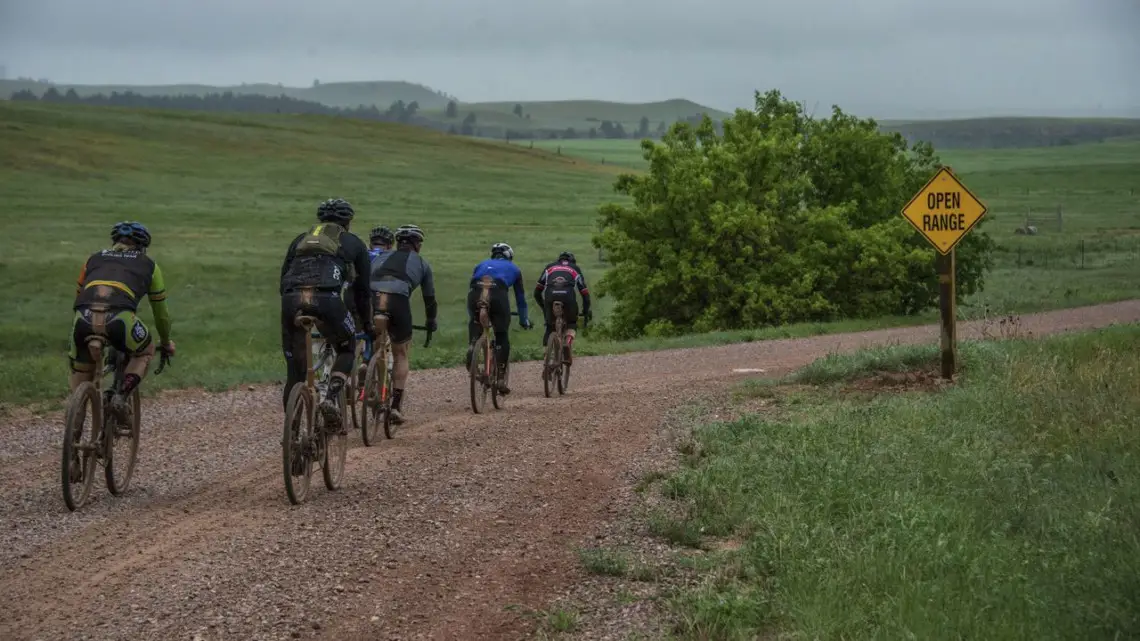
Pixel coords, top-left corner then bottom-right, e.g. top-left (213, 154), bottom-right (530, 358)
top-left (279, 198), bottom-right (373, 430)
top-left (70, 221), bottom-right (176, 422)
top-left (356, 224), bottom-right (396, 391)
top-left (368, 225), bottom-right (394, 262)
top-left (534, 250), bottom-right (591, 365)
top-left (467, 242), bottom-right (533, 394)
top-left (369, 224), bottom-right (438, 424)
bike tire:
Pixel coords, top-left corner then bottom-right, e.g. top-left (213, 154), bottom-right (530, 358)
top-left (543, 337), bottom-right (559, 398)
top-left (282, 383), bottom-right (313, 505)
top-left (348, 342), bottom-right (364, 437)
top-left (61, 382), bottom-right (100, 512)
top-left (322, 384), bottom-right (347, 491)
top-left (561, 360), bottom-right (571, 394)
top-left (492, 358), bottom-right (506, 410)
top-left (361, 350), bottom-right (385, 446)
top-left (469, 335), bottom-right (488, 414)
top-left (104, 387), bottom-right (141, 496)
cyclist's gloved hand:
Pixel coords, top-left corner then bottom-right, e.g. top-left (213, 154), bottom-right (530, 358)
top-left (427, 318), bottom-right (438, 333)
top-left (520, 317), bottom-right (534, 330)
top-left (585, 309), bottom-right (594, 322)
top-left (161, 341), bottom-right (176, 357)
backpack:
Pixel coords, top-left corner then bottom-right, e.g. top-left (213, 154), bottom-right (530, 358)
top-left (294, 223), bottom-right (356, 283)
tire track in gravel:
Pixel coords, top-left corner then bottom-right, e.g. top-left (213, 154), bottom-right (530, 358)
top-left (1, 300), bottom-right (1137, 641)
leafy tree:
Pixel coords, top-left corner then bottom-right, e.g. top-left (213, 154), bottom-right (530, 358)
top-left (655, 121), bottom-right (667, 136)
top-left (638, 115), bottom-right (650, 138)
top-left (460, 112), bottom-right (477, 136)
top-left (591, 89), bottom-right (995, 339)
top-left (446, 100), bottom-right (458, 118)
top-left (513, 103), bottom-right (524, 118)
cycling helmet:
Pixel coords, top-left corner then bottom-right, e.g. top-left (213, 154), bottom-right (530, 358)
top-left (110, 221), bottom-right (152, 248)
top-left (558, 251), bottom-right (575, 263)
top-left (395, 224), bottom-right (425, 245)
top-left (491, 242), bottom-right (514, 261)
top-left (316, 198), bottom-right (355, 225)
top-left (370, 225), bottom-right (394, 245)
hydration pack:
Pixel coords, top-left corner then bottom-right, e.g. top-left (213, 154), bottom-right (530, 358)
top-left (284, 223), bottom-right (355, 290)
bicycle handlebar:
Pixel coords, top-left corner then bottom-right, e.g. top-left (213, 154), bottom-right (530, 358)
top-left (411, 325), bottom-right (434, 348)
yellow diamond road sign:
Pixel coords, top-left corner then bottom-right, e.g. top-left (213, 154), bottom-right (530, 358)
top-left (901, 167), bottom-right (988, 254)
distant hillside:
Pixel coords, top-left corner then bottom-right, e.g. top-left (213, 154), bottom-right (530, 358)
top-left (0, 79), bottom-right (454, 110)
top-left (882, 117), bottom-right (1140, 149)
top-left (453, 98), bottom-right (733, 129)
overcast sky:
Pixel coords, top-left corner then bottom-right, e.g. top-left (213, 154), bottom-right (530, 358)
top-left (2, 0), bottom-right (1137, 117)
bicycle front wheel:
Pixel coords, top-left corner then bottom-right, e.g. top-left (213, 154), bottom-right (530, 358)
top-left (105, 387), bottom-right (141, 496)
top-left (61, 382), bottom-right (101, 512)
top-left (282, 383), bottom-right (314, 505)
top-left (361, 350), bottom-right (385, 446)
top-left (469, 335), bottom-right (488, 414)
top-left (322, 384), bottom-right (347, 491)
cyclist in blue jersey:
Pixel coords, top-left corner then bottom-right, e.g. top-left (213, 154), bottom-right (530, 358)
top-left (356, 225), bottom-right (396, 389)
top-left (466, 242), bottom-right (532, 394)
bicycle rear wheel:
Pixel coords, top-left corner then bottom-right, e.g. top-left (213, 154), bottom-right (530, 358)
top-left (322, 384), bottom-right (347, 491)
top-left (543, 337), bottom-right (559, 398)
top-left (282, 383), bottom-right (314, 505)
top-left (469, 335), bottom-right (489, 414)
top-left (105, 387), bottom-right (141, 496)
top-left (61, 382), bottom-right (101, 512)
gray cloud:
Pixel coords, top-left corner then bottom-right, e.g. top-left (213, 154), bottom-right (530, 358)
top-left (2, 0), bottom-right (1137, 116)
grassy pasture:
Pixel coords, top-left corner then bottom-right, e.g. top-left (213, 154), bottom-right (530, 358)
top-left (1, 101), bottom-right (1138, 406)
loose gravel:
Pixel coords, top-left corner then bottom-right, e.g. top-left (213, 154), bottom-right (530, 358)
top-left (1, 301), bottom-right (1137, 641)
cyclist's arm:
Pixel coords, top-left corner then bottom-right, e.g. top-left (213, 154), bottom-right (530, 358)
top-left (75, 258), bottom-right (90, 296)
top-left (278, 234), bottom-right (302, 295)
top-left (421, 259), bottom-right (438, 324)
top-left (349, 238), bottom-right (372, 328)
top-left (533, 267), bottom-right (547, 308)
top-left (512, 266), bottom-right (529, 321)
top-left (576, 271), bottom-right (592, 315)
top-left (148, 263), bottom-right (173, 346)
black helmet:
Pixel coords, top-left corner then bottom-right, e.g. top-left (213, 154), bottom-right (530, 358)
top-left (110, 221), bottom-right (152, 248)
top-left (370, 225), bottom-right (394, 245)
top-left (395, 224), bottom-right (425, 245)
top-left (558, 251), bottom-right (575, 263)
top-left (317, 198), bottom-right (355, 225)
top-left (491, 242), bottom-right (514, 261)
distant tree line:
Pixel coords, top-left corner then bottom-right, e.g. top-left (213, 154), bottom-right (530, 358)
top-left (8, 88), bottom-right (723, 143)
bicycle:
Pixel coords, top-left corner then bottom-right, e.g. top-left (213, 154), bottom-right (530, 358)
top-left (61, 308), bottom-right (172, 512)
top-left (361, 292), bottom-right (433, 443)
top-left (281, 311), bottom-right (349, 505)
top-left (543, 301), bottom-right (585, 397)
top-left (468, 275), bottom-right (519, 414)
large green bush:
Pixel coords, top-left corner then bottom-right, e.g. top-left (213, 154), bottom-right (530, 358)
top-left (592, 89), bottom-right (996, 339)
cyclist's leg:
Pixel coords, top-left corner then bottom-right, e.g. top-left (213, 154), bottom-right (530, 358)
top-left (560, 294), bottom-right (580, 362)
top-left (542, 295), bottom-right (554, 347)
top-left (465, 287), bottom-right (481, 368)
top-left (68, 309), bottom-right (97, 392)
top-left (489, 288), bottom-right (511, 392)
top-left (385, 294), bottom-right (414, 420)
top-left (280, 293), bottom-right (308, 411)
top-left (316, 293), bottom-right (358, 428)
top-left (111, 311), bottom-right (156, 394)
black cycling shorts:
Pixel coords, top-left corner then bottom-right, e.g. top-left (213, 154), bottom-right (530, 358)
top-left (280, 290), bottom-right (356, 355)
top-left (374, 291), bottom-right (414, 344)
top-left (467, 283), bottom-right (510, 336)
top-left (543, 291), bottom-right (579, 330)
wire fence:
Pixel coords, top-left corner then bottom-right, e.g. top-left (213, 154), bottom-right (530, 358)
top-left (992, 237), bottom-right (1140, 269)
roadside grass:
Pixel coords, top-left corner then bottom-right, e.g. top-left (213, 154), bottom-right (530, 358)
top-left (648, 323), bottom-right (1140, 640)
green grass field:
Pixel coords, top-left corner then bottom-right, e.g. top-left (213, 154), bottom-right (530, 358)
top-left (1, 101), bottom-right (1138, 407)
top-left (640, 323), bottom-right (1140, 640)
top-left (524, 137), bottom-right (1140, 317)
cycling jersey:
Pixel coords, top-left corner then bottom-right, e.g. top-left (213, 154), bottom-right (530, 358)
top-left (368, 247), bottom-right (390, 264)
top-left (470, 257), bottom-right (528, 318)
top-left (74, 247), bottom-right (172, 346)
top-left (535, 260), bottom-right (590, 300)
top-left (280, 227), bottom-right (372, 329)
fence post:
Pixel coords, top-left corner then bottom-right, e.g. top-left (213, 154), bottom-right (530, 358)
top-left (1081, 239), bottom-right (1085, 269)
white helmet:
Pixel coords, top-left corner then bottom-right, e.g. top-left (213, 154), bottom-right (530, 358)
top-left (490, 242), bottom-right (514, 261)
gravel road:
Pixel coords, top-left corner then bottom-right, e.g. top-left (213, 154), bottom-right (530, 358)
top-left (2, 301), bottom-right (1138, 641)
